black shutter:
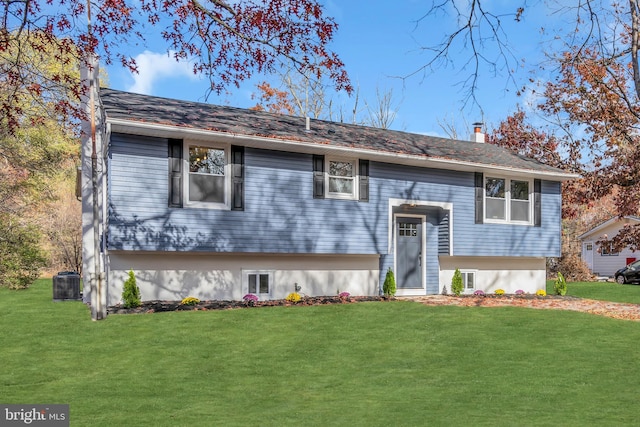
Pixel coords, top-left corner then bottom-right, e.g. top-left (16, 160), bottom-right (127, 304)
top-left (534, 179), bottom-right (541, 227)
top-left (231, 145), bottom-right (244, 211)
top-left (168, 139), bottom-right (183, 208)
top-left (474, 172), bottom-right (484, 224)
top-left (313, 154), bottom-right (324, 198)
top-left (359, 159), bottom-right (369, 202)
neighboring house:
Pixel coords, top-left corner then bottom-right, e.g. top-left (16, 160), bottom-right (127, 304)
top-left (578, 216), bottom-right (640, 277)
top-left (79, 82), bottom-right (575, 317)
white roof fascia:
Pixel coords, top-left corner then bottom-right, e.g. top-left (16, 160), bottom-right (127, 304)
top-left (107, 119), bottom-right (579, 182)
top-left (578, 216), bottom-right (640, 240)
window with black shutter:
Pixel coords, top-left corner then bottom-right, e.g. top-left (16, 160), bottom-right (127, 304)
top-left (169, 141), bottom-right (244, 210)
top-left (313, 155), bottom-right (369, 201)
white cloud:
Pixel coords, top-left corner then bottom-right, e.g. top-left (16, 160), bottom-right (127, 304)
top-left (127, 50), bottom-right (199, 95)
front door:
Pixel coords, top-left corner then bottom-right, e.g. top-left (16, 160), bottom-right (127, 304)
top-left (396, 216), bottom-right (424, 290)
top-left (582, 242), bottom-right (594, 272)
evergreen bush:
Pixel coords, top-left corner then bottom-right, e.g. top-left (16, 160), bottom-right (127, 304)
top-left (553, 271), bottom-right (568, 296)
top-left (451, 268), bottom-right (463, 296)
top-left (383, 268), bottom-right (396, 297)
top-left (122, 270), bottom-right (141, 308)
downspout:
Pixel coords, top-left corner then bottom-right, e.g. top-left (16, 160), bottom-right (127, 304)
top-left (87, 0), bottom-right (105, 320)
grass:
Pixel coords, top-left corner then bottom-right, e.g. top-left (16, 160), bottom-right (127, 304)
top-left (2, 279), bottom-right (640, 426)
top-left (547, 279), bottom-right (640, 304)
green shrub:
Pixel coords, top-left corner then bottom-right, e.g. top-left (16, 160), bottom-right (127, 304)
top-left (122, 270), bottom-right (141, 308)
top-left (383, 268), bottom-right (396, 297)
top-left (0, 214), bottom-right (46, 289)
top-left (553, 272), bottom-right (567, 296)
top-left (451, 269), bottom-right (463, 296)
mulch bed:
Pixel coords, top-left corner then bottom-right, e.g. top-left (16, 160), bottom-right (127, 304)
top-left (108, 295), bottom-right (385, 315)
top-left (108, 294), bottom-right (640, 322)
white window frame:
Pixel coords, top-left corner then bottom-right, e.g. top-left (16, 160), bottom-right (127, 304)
top-left (183, 140), bottom-right (230, 209)
top-left (461, 270), bottom-right (477, 293)
top-left (243, 270), bottom-right (274, 299)
top-left (325, 157), bottom-right (358, 200)
top-left (600, 242), bottom-right (619, 256)
top-left (484, 176), bottom-right (533, 225)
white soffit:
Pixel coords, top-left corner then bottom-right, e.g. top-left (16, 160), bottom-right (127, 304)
top-left (108, 119), bottom-right (578, 181)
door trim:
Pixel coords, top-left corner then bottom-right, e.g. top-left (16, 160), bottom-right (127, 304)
top-left (387, 199), bottom-right (453, 255)
top-left (394, 213), bottom-right (426, 296)
top-left (582, 242), bottom-right (594, 272)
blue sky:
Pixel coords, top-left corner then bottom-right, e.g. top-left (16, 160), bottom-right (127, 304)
top-left (105, 1), bottom-right (554, 137)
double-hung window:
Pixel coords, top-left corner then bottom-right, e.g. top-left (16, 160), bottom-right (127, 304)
top-left (168, 139), bottom-right (243, 210)
top-left (313, 155), bottom-right (369, 202)
top-left (187, 143), bottom-right (228, 207)
top-left (327, 158), bottom-right (357, 199)
top-left (485, 176), bottom-right (532, 224)
top-left (601, 242), bottom-right (619, 256)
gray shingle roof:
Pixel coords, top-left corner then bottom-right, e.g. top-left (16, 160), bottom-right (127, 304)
top-left (99, 87), bottom-right (572, 179)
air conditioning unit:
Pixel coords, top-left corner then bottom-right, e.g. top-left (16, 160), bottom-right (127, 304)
top-left (52, 272), bottom-right (81, 301)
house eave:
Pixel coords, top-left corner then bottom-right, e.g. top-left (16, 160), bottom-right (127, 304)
top-left (578, 216), bottom-right (640, 240)
top-left (107, 118), bottom-right (578, 181)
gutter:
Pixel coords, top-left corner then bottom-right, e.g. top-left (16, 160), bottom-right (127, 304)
top-left (107, 118), bottom-right (580, 182)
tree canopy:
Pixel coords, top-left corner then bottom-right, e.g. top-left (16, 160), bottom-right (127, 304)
top-left (1, 0), bottom-right (351, 134)
top-left (421, 1), bottom-right (640, 249)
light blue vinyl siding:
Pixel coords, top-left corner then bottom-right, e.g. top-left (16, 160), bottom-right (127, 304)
top-left (372, 161), bottom-right (561, 258)
top-left (108, 134), bottom-right (386, 253)
top-left (108, 133), bottom-right (561, 260)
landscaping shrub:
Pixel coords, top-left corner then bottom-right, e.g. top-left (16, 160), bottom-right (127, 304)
top-left (553, 272), bottom-right (568, 296)
top-left (536, 289), bottom-right (547, 297)
top-left (383, 268), bottom-right (396, 297)
top-left (495, 289), bottom-right (505, 296)
top-left (451, 269), bottom-right (463, 296)
top-left (122, 270), bottom-right (141, 308)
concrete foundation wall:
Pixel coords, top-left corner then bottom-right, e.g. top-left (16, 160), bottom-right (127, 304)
top-left (439, 256), bottom-right (546, 295)
top-left (106, 251), bottom-right (380, 306)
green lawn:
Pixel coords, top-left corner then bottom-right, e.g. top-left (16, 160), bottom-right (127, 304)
top-left (547, 279), bottom-right (640, 304)
top-left (2, 280), bottom-right (640, 426)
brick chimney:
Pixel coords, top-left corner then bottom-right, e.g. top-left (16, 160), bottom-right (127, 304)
top-left (471, 122), bottom-right (485, 143)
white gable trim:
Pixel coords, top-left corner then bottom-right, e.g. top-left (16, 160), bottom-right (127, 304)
top-left (578, 216), bottom-right (640, 240)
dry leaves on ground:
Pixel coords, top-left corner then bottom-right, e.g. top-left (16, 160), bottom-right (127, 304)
top-left (407, 295), bottom-right (640, 322)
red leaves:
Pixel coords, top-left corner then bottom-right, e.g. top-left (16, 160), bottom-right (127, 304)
top-left (489, 109), bottom-right (563, 169)
top-left (250, 81), bottom-right (296, 115)
top-left (1, 0), bottom-right (350, 135)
